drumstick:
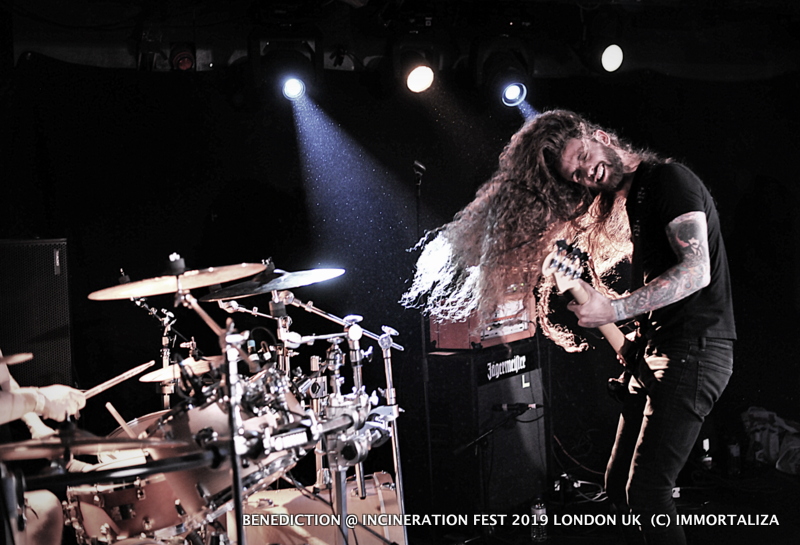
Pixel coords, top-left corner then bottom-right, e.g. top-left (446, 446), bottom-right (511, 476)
top-left (105, 402), bottom-right (137, 438)
top-left (83, 360), bottom-right (155, 399)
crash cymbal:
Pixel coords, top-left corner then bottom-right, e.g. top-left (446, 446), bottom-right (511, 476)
top-left (139, 355), bottom-right (223, 383)
top-left (88, 263), bottom-right (267, 301)
top-left (0, 353), bottom-right (33, 365)
top-left (0, 428), bottom-right (190, 461)
top-left (200, 268), bottom-right (345, 302)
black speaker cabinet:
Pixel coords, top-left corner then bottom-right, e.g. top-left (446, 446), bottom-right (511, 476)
top-left (0, 239), bottom-right (74, 387)
top-left (427, 337), bottom-right (548, 517)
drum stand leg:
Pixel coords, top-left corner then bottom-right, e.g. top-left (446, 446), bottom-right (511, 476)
top-left (379, 328), bottom-right (409, 545)
top-left (178, 290), bottom-right (251, 545)
top-left (331, 469), bottom-right (349, 545)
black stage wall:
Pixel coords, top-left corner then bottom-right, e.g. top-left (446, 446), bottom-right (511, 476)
top-left (0, 13), bottom-right (798, 527)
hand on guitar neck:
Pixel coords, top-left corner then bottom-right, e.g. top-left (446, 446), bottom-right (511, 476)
top-left (541, 240), bottom-right (638, 370)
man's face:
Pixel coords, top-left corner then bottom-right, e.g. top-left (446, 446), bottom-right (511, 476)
top-left (556, 133), bottom-right (625, 193)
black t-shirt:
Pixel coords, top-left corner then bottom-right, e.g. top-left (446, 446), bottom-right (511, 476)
top-left (625, 162), bottom-right (736, 343)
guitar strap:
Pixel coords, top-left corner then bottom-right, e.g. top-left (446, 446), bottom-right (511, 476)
top-left (608, 174), bottom-right (648, 402)
top-left (630, 178), bottom-right (646, 292)
top-left (628, 180), bottom-right (650, 366)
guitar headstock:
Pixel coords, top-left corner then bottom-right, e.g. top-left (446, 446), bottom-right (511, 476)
top-left (541, 239), bottom-right (588, 294)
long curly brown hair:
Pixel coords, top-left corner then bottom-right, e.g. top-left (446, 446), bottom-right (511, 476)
top-left (401, 109), bottom-right (660, 350)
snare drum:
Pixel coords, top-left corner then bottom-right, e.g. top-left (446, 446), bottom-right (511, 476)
top-left (98, 410), bottom-right (170, 464)
top-left (147, 371), bottom-right (305, 528)
top-left (65, 458), bottom-right (184, 544)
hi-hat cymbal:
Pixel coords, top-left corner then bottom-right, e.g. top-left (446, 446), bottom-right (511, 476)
top-left (0, 353), bottom-right (33, 365)
top-left (0, 428), bottom-right (190, 461)
top-left (139, 355), bottom-right (223, 383)
top-left (200, 268), bottom-right (345, 302)
top-left (88, 263), bottom-right (267, 301)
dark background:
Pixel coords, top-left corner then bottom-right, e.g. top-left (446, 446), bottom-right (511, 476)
top-left (1, 0), bottom-right (799, 542)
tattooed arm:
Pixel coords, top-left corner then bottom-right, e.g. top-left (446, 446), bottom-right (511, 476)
top-left (567, 211), bottom-right (711, 328)
top-left (611, 211), bottom-right (710, 322)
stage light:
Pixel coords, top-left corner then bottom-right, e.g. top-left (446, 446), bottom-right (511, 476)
top-left (170, 43), bottom-right (196, 71)
top-left (282, 77), bottom-right (306, 100)
top-left (472, 37), bottom-right (532, 109)
top-left (501, 82), bottom-right (527, 107)
top-left (406, 63), bottom-right (434, 93)
top-left (392, 39), bottom-right (440, 95)
top-left (601, 44), bottom-right (624, 72)
top-left (480, 48), bottom-right (531, 108)
top-left (249, 27), bottom-right (323, 102)
top-left (581, 9), bottom-right (628, 74)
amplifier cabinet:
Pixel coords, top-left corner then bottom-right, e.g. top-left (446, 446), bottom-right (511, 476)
top-left (426, 337), bottom-right (548, 516)
top-left (0, 238), bottom-right (74, 387)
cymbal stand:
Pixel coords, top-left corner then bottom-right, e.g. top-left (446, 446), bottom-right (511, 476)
top-left (344, 315), bottom-right (369, 500)
top-left (270, 291), bottom-right (295, 376)
top-left (132, 298), bottom-right (180, 409)
top-left (287, 292), bottom-right (408, 538)
top-left (322, 338), bottom-right (350, 545)
top-left (217, 300), bottom-right (276, 321)
top-left (309, 355), bottom-right (331, 490)
top-left (378, 326), bottom-right (409, 545)
top-left (175, 286), bottom-right (250, 545)
top-left (286, 293), bottom-right (404, 352)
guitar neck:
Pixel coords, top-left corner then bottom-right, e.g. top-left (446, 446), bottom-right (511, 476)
top-left (568, 285), bottom-right (627, 355)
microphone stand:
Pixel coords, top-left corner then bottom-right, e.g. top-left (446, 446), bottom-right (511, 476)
top-left (452, 411), bottom-right (525, 544)
top-left (413, 160), bottom-right (436, 531)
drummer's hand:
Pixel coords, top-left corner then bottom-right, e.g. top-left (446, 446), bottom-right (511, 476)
top-left (29, 420), bottom-right (56, 439)
top-left (37, 385), bottom-right (87, 421)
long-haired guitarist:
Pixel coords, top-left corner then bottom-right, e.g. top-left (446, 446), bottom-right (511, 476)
top-left (403, 109), bottom-right (735, 545)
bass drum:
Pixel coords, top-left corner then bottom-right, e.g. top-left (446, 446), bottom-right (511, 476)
top-left (236, 472), bottom-right (406, 545)
top-left (147, 372), bottom-right (305, 529)
top-left (65, 458), bottom-right (184, 544)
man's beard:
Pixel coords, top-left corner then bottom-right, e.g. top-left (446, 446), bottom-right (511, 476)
top-left (599, 144), bottom-right (626, 192)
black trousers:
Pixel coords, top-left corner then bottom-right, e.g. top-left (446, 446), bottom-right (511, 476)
top-left (605, 338), bottom-right (734, 545)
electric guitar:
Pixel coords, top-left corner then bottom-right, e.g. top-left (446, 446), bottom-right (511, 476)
top-left (541, 240), bottom-right (638, 401)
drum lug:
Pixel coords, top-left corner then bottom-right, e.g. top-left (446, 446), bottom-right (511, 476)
top-left (196, 482), bottom-right (211, 502)
top-left (175, 499), bottom-right (187, 517)
top-left (135, 478), bottom-right (146, 500)
top-left (99, 522), bottom-right (117, 541)
top-left (91, 493), bottom-right (105, 508)
top-left (195, 427), bottom-right (218, 448)
top-left (62, 499), bottom-right (89, 544)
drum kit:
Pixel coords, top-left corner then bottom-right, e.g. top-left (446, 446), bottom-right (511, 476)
top-left (0, 256), bottom-right (407, 545)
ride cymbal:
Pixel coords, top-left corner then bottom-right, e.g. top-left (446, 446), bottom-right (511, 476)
top-left (88, 263), bottom-right (267, 301)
